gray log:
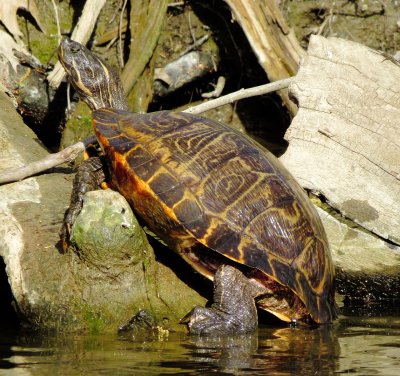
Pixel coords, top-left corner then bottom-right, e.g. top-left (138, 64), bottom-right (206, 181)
top-left (281, 35), bottom-right (400, 245)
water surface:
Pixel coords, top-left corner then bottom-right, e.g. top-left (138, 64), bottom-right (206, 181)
top-left (1, 315), bottom-right (399, 375)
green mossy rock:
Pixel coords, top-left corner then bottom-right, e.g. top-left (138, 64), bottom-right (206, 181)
top-left (70, 190), bottom-right (146, 269)
top-left (66, 189), bottom-right (207, 333)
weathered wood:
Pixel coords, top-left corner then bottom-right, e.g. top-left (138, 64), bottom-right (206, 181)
top-left (0, 0), bottom-right (45, 44)
top-left (281, 35), bottom-right (400, 245)
top-left (223, 0), bottom-right (305, 115)
top-left (316, 205), bottom-right (400, 301)
top-left (121, 0), bottom-right (168, 103)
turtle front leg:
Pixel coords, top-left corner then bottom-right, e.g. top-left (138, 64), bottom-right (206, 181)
top-left (59, 157), bottom-right (105, 252)
top-left (182, 265), bottom-right (267, 335)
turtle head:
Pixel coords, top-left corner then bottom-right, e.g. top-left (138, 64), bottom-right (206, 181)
top-left (58, 38), bottom-right (128, 111)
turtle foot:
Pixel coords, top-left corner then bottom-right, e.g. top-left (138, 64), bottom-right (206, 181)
top-left (181, 305), bottom-right (248, 335)
top-left (59, 157), bottom-right (105, 252)
top-left (181, 265), bottom-right (266, 335)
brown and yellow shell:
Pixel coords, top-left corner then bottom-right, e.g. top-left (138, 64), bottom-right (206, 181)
top-left (93, 108), bottom-right (336, 324)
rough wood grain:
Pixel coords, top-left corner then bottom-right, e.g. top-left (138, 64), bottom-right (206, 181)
top-left (281, 35), bottom-right (400, 244)
top-left (121, 0), bottom-right (168, 100)
top-left (223, 0), bottom-right (305, 115)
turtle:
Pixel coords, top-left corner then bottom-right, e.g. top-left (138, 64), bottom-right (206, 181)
top-left (58, 38), bottom-right (337, 334)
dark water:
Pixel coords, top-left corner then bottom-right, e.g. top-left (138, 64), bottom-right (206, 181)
top-left (1, 315), bottom-right (399, 375)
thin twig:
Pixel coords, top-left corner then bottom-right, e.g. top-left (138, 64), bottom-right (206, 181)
top-left (0, 142), bottom-right (86, 185)
top-left (168, 1), bottom-right (185, 7)
top-left (178, 34), bottom-right (209, 58)
top-left (51, 0), bottom-right (62, 45)
top-left (188, 11), bottom-right (196, 43)
top-left (0, 77), bottom-right (294, 185)
top-left (66, 81), bottom-right (71, 111)
top-left (184, 77), bottom-right (294, 114)
top-left (119, 0), bottom-right (128, 68)
top-left (201, 76), bottom-right (226, 98)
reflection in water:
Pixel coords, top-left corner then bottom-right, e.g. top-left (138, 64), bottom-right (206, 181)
top-left (1, 317), bottom-right (400, 375)
top-left (183, 333), bottom-right (260, 372)
top-left (161, 326), bottom-right (340, 375)
top-left (258, 326), bottom-right (340, 375)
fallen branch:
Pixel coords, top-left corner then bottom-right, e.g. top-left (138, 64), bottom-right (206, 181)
top-left (0, 142), bottom-right (85, 185)
top-left (121, 0), bottom-right (169, 95)
top-left (0, 77), bottom-right (294, 185)
top-left (185, 77), bottom-right (293, 114)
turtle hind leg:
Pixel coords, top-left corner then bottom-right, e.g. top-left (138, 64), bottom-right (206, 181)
top-left (181, 265), bottom-right (267, 335)
top-left (59, 157), bottom-right (105, 252)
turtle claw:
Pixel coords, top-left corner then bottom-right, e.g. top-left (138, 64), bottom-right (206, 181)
top-left (59, 217), bottom-right (72, 253)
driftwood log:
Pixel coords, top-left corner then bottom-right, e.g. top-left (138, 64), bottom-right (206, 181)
top-left (120, 0), bottom-right (169, 112)
top-left (281, 35), bottom-right (400, 245)
top-left (224, 0), bottom-right (305, 115)
top-left (279, 35), bottom-right (400, 304)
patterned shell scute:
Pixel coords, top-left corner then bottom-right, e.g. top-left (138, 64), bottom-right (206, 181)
top-left (92, 109), bottom-right (334, 322)
top-left (95, 109), bottom-right (323, 262)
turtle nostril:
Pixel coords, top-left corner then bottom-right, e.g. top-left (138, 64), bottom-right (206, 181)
top-left (70, 45), bottom-right (81, 53)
